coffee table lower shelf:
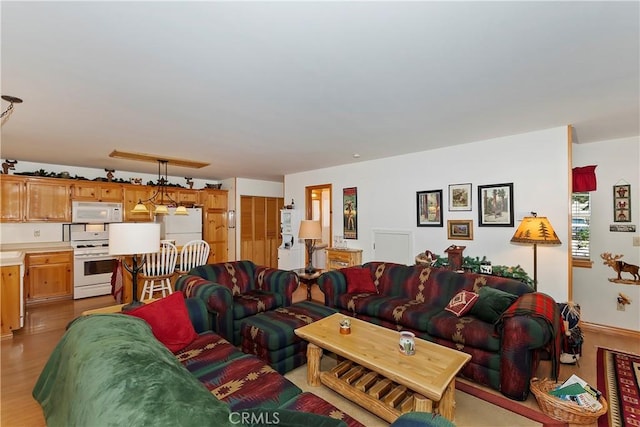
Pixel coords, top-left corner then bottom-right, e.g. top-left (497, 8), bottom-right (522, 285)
top-left (319, 359), bottom-right (453, 423)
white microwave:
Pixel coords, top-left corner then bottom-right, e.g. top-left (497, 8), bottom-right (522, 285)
top-left (72, 201), bottom-right (123, 223)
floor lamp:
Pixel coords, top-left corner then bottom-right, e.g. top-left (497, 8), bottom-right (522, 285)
top-left (298, 220), bottom-right (322, 273)
top-left (510, 212), bottom-right (561, 291)
top-left (109, 222), bottom-right (161, 311)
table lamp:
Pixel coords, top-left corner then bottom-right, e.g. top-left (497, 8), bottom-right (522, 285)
top-left (298, 220), bottom-right (322, 273)
top-left (510, 212), bottom-right (561, 291)
top-left (109, 222), bottom-right (161, 311)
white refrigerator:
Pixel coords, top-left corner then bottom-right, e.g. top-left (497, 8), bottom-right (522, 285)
top-left (158, 207), bottom-right (203, 247)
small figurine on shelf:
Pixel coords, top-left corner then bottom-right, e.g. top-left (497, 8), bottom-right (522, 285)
top-left (2, 159), bottom-right (17, 174)
top-left (285, 199), bottom-right (295, 209)
top-left (104, 169), bottom-right (115, 182)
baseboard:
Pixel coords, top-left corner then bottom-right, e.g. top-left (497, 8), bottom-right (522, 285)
top-left (581, 321), bottom-right (640, 340)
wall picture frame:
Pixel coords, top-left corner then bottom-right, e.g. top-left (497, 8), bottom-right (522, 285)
top-left (416, 189), bottom-right (443, 227)
top-left (478, 183), bottom-right (514, 227)
top-left (448, 183), bottom-right (472, 211)
top-left (447, 219), bottom-right (473, 240)
top-left (343, 187), bottom-right (358, 239)
top-left (613, 184), bottom-right (631, 222)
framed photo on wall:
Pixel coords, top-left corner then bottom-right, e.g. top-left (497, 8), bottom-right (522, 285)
top-left (447, 219), bottom-right (473, 240)
top-left (343, 187), bottom-right (358, 239)
top-left (448, 183), bottom-right (472, 211)
top-left (478, 183), bottom-right (514, 227)
top-left (416, 189), bottom-right (443, 227)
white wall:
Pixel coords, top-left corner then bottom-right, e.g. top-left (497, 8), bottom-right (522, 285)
top-left (572, 136), bottom-right (640, 330)
top-left (285, 127), bottom-right (571, 302)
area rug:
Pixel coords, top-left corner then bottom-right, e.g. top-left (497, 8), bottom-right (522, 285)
top-left (597, 347), bottom-right (640, 427)
top-left (456, 380), bottom-right (567, 427)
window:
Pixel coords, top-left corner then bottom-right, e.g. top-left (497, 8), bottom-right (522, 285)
top-left (572, 192), bottom-right (591, 265)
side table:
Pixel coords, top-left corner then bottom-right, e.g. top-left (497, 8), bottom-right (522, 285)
top-left (294, 269), bottom-right (324, 302)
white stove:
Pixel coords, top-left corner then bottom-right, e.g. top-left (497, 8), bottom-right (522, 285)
top-left (69, 228), bottom-right (115, 299)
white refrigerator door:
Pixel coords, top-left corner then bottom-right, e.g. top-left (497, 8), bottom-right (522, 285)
top-left (163, 208), bottom-right (203, 234)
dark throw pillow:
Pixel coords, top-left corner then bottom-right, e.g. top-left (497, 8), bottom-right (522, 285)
top-left (342, 267), bottom-right (377, 294)
top-left (468, 286), bottom-right (518, 324)
top-left (445, 290), bottom-right (479, 317)
top-left (126, 291), bottom-right (198, 352)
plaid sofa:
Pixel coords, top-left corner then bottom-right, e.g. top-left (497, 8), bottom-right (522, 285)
top-left (318, 262), bottom-right (559, 401)
top-left (175, 260), bottom-right (299, 345)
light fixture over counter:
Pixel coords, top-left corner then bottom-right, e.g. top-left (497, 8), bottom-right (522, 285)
top-left (132, 160), bottom-right (189, 215)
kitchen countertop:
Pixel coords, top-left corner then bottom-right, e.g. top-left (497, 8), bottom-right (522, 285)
top-left (1, 242), bottom-right (73, 253)
top-left (0, 251), bottom-right (26, 267)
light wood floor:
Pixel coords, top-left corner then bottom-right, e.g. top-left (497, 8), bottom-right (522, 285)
top-left (1, 296), bottom-right (638, 427)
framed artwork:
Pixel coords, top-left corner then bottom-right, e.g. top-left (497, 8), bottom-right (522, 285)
top-left (447, 219), bottom-right (473, 240)
top-left (448, 183), bottom-right (472, 211)
top-left (416, 189), bottom-right (443, 227)
top-left (478, 183), bottom-right (514, 227)
top-left (343, 187), bottom-right (358, 239)
top-left (613, 184), bottom-right (631, 222)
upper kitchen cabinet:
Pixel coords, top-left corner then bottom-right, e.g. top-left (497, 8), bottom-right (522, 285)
top-left (201, 189), bottom-right (228, 210)
top-left (162, 187), bottom-right (199, 207)
top-left (25, 178), bottom-right (71, 222)
top-left (0, 175), bottom-right (25, 222)
top-left (123, 184), bottom-right (153, 222)
top-left (71, 181), bottom-right (123, 202)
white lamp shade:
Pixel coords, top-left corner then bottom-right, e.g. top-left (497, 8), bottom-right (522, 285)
top-left (298, 220), bottom-right (322, 240)
top-left (109, 223), bottom-right (161, 255)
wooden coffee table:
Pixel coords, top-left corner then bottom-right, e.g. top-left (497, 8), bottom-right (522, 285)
top-left (294, 313), bottom-right (471, 422)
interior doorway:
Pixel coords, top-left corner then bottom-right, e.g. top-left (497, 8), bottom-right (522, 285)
top-left (305, 184), bottom-right (332, 268)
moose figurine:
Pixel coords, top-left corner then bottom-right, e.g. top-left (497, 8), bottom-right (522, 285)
top-left (601, 252), bottom-right (640, 282)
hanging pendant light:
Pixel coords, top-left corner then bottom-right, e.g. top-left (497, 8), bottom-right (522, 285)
top-left (174, 206), bottom-right (189, 215)
top-left (129, 160), bottom-right (189, 216)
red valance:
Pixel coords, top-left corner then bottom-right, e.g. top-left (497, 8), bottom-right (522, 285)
top-left (572, 165), bottom-right (597, 192)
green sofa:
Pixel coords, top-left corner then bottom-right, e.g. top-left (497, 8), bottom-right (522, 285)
top-left (33, 296), bottom-right (451, 427)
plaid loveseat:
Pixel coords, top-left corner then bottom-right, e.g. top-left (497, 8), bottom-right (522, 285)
top-left (318, 262), bottom-right (560, 401)
top-left (175, 260), bottom-right (299, 345)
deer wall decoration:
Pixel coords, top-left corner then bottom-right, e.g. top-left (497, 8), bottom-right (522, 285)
top-left (601, 252), bottom-right (640, 282)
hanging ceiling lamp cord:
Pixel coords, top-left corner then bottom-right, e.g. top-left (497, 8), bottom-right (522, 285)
top-left (1, 96), bottom-right (23, 121)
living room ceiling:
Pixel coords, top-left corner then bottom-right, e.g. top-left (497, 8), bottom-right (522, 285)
top-left (1, 2), bottom-right (638, 182)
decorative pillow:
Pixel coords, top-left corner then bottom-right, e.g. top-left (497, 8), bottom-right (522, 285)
top-left (126, 291), bottom-right (198, 352)
top-left (445, 290), bottom-right (479, 317)
top-left (342, 267), bottom-right (377, 294)
top-left (468, 286), bottom-right (518, 324)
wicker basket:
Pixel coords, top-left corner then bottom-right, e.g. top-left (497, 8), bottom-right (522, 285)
top-left (530, 378), bottom-right (608, 424)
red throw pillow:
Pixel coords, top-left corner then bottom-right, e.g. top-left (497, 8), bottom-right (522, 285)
top-left (342, 267), bottom-right (377, 294)
top-left (126, 291), bottom-right (198, 352)
top-left (445, 290), bottom-right (479, 317)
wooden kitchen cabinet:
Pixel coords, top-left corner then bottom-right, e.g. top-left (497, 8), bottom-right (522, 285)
top-left (325, 248), bottom-right (363, 271)
top-left (72, 181), bottom-right (123, 202)
top-left (0, 175), bottom-right (24, 222)
top-left (1, 265), bottom-right (22, 336)
top-left (202, 189), bottom-right (229, 263)
top-left (26, 251), bottom-right (73, 304)
top-left (25, 178), bottom-right (71, 222)
top-left (201, 189), bottom-right (228, 210)
top-left (123, 184), bottom-right (153, 222)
